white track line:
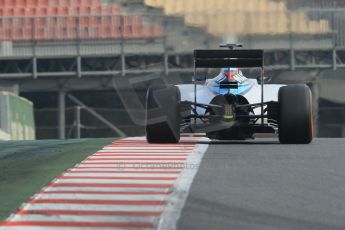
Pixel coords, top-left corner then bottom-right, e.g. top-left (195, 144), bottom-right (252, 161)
top-left (33, 194), bottom-right (168, 201)
top-left (81, 160), bottom-right (187, 163)
top-left (92, 150), bottom-right (191, 156)
top-left (75, 164), bottom-right (186, 168)
top-left (157, 139), bottom-right (208, 230)
top-left (62, 172), bottom-right (178, 178)
top-left (53, 178), bottom-right (175, 184)
top-left (97, 150), bottom-right (192, 153)
top-left (69, 168), bottom-right (182, 172)
top-left (10, 214), bottom-right (157, 223)
top-left (21, 203), bottom-right (166, 212)
top-left (88, 156), bottom-right (188, 159)
top-left (43, 187), bottom-right (172, 193)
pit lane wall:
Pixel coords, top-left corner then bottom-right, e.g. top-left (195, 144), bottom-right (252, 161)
top-left (0, 92), bottom-right (35, 140)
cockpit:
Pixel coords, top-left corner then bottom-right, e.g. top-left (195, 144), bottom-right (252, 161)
top-left (207, 68), bottom-right (254, 95)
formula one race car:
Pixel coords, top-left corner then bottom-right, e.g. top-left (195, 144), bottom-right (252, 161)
top-left (145, 44), bottom-right (313, 144)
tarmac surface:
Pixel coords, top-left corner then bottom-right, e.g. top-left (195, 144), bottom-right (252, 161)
top-left (178, 138), bottom-right (345, 230)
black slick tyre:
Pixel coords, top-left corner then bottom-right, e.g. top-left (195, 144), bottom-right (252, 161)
top-left (145, 85), bottom-right (181, 143)
top-left (278, 84), bottom-right (313, 144)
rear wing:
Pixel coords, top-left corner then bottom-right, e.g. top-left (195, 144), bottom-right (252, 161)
top-left (194, 49), bottom-right (264, 68)
top-left (192, 48), bottom-right (265, 125)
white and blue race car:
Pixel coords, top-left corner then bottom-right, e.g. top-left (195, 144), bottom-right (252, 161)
top-left (145, 45), bottom-right (313, 144)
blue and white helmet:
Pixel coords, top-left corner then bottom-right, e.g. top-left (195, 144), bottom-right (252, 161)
top-left (214, 68), bottom-right (247, 84)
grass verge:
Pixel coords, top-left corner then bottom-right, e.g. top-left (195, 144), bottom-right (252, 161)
top-left (0, 138), bottom-right (114, 221)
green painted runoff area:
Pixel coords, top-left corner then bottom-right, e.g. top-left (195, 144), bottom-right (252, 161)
top-left (0, 138), bottom-right (114, 221)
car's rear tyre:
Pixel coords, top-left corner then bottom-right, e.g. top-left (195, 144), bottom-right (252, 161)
top-left (278, 84), bottom-right (313, 144)
top-left (146, 85), bottom-right (181, 143)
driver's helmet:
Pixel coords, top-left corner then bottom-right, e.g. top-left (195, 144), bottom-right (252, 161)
top-left (214, 68), bottom-right (246, 84)
top-left (224, 68), bottom-right (243, 81)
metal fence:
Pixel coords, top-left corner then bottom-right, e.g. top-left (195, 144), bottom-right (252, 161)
top-left (35, 106), bottom-right (145, 139)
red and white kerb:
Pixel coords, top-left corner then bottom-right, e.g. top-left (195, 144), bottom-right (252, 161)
top-left (0, 135), bottom-right (206, 230)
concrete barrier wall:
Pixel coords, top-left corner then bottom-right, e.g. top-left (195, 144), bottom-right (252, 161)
top-left (0, 92), bottom-right (35, 140)
top-left (0, 128), bottom-right (10, 140)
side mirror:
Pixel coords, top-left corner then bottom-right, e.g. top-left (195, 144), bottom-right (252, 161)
top-left (257, 76), bottom-right (272, 84)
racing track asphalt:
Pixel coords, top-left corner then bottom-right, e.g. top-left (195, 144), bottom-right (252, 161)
top-left (177, 138), bottom-right (345, 230)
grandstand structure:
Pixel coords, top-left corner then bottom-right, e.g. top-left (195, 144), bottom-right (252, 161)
top-left (0, 0), bottom-right (164, 41)
top-left (144, 0), bottom-right (331, 36)
top-left (0, 0), bottom-right (167, 79)
top-left (0, 0), bottom-right (344, 138)
top-left (0, 0), bottom-right (344, 80)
